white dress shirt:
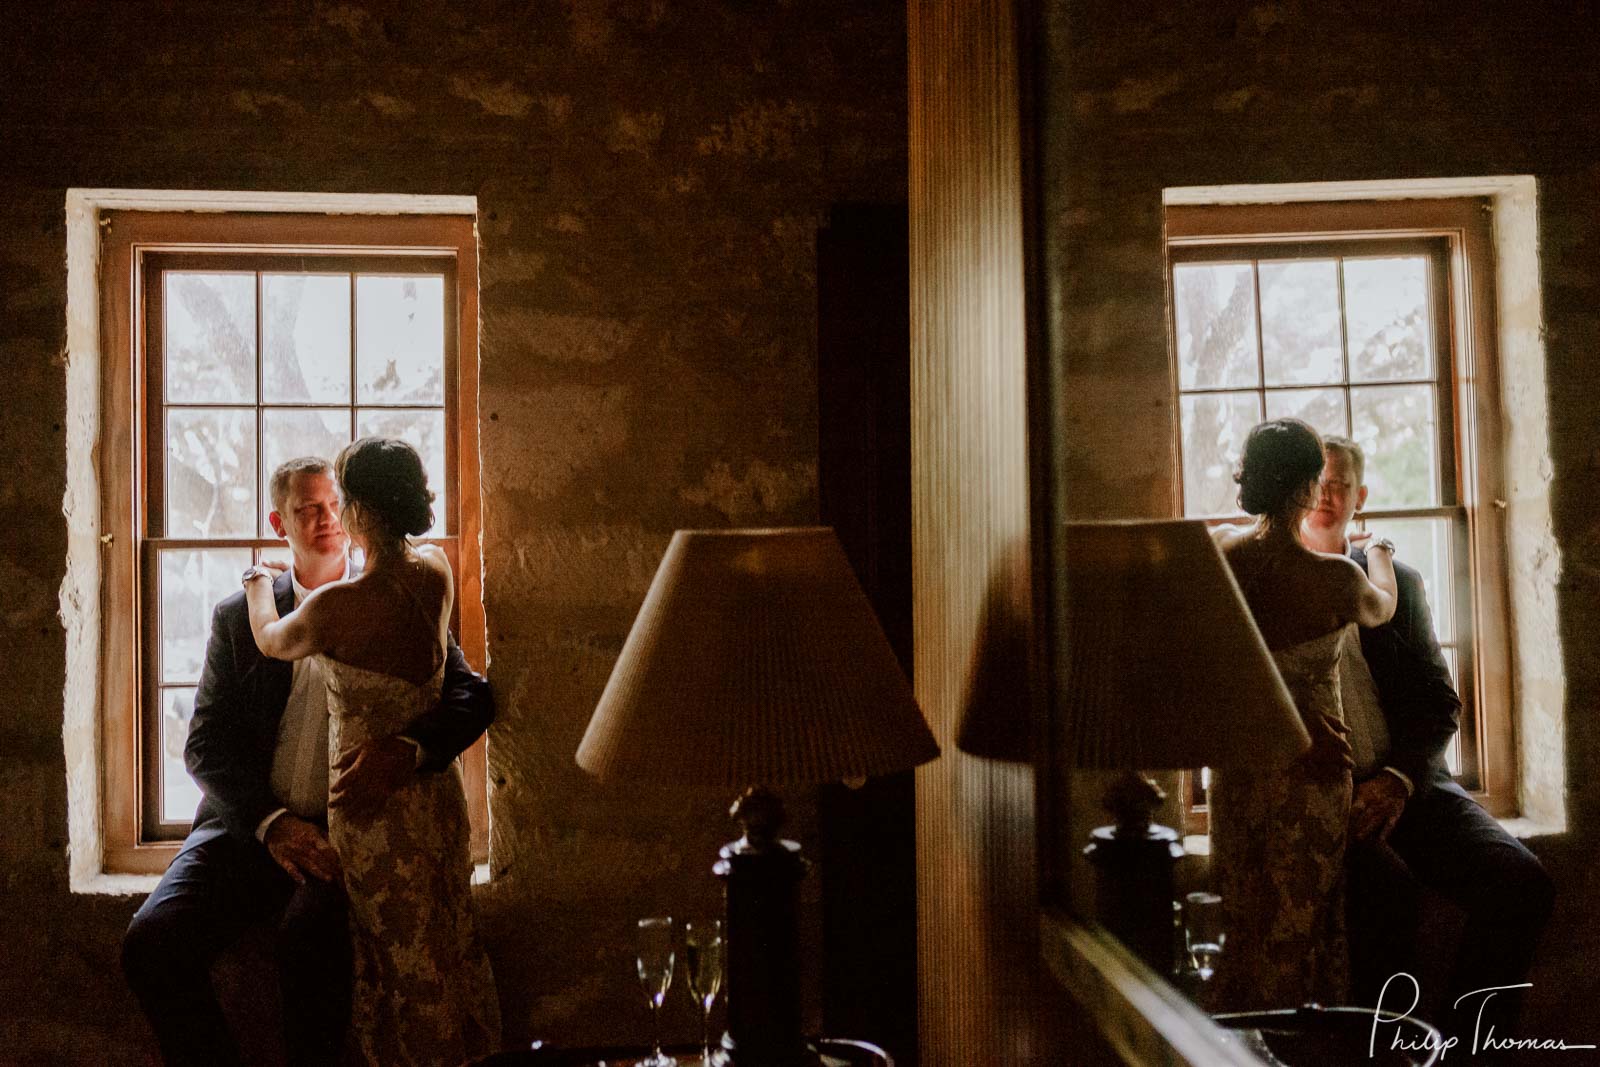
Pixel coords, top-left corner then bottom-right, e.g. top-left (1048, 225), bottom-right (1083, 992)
top-left (1342, 539), bottom-right (1414, 796)
top-left (255, 561), bottom-right (349, 840)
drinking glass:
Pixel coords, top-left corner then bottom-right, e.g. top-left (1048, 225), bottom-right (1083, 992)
top-left (1184, 891), bottom-right (1225, 982)
top-left (684, 919), bottom-right (725, 1066)
top-left (637, 916), bottom-right (678, 1067)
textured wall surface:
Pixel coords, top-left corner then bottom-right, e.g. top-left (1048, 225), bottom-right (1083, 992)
top-left (1040, 0), bottom-right (1600, 1039)
top-left (0, 2), bottom-right (904, 1059)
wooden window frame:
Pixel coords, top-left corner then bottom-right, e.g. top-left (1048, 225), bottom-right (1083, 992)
top-left (100, 211), bottom-right (486, 874)
top-left (1165, 198), bottom-right (1514, 825)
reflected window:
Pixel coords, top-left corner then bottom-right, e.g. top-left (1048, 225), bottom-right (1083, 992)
top-left (1167, 199), bottom-right (1510, 811)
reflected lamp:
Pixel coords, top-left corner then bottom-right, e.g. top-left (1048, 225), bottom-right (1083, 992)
top-left (1059, 520), bottom-right (1309, 975)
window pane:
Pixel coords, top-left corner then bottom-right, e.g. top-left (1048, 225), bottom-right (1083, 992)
top-left (262, 409), bottom-right (352, 532)
top-left (1180, 391), bottom-right (1260, 517)
top-left (167, 408), bottom-right (258, 538)
top-left (1173, 263), bottom-right (1259, 390)
top-left (356, 408), bottom-right (446, 535)
top-left (1440, 648), bottom-right (1461, 776)
top-left (165, 272), bottom-right (257, 404)
top-left (263, 274), bottom-right (351, 404)
top-left (1345, 257), bottom-right (1432, 382)
top-left (162, 687), bottom-right (203, 823)
top-left (1264, 387), bottom-right (1347, 440)
top-left (1367, 516), bottom-right (1453, 642)
top-left (1350, 384), bottom-right (1438, 508)
top-left (356, 275), bottom-right (445, 404)
top-left (1260, 260), bottom-right (1343, 386)
top-left (160, 548), bottom-right (252, 683)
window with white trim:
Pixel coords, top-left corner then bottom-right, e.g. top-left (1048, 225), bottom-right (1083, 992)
top-left (98, 211), bottom-right (486, 872)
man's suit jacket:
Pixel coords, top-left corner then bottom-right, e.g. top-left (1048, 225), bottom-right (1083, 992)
top-left (183, 569), bottom-right (494, 849)
top-left (1352, 549), bottom-right (1461, 792)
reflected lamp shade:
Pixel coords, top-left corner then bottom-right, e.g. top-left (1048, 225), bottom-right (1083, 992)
top-left (1063, 520), bottom-right (1310, 976)
top-left (1060, 519), bottom-right (1308, 771)
top-left (576, 527), bottom-right (940, 787)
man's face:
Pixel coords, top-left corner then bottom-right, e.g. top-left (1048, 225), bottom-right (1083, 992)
top-left (268, 471), bottom-right (347, 567)
top-left (1305, 451), bottom-right (1367, 537)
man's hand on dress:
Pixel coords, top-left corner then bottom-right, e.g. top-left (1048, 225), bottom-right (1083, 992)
top-left (264, 814), bottom-right (342, 885)
top-left (1299, 711), bottom-right (1354, 782)
top-left (330, 735), bottom-right (416, 818)
top-left (1350, 773), bottom-right (1408, 844)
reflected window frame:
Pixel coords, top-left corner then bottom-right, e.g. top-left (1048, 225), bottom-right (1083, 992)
top-left (1164, 197), bottom-right (1515, 827)
top-left (98, 211), bottom-right (487, 874)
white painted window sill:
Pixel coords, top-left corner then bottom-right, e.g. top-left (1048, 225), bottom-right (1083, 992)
top-left (78, 862), bottom-right (493, 897)
top-left (1182, 814), bottom-right (1562, 861)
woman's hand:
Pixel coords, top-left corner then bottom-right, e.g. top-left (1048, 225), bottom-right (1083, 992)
top-left (1346, 535), bottom-right (1398, 627)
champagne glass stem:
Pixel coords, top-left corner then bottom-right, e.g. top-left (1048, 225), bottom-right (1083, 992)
top-left (702, 1002), bottom-right (712, 1065)
top-left (652, 998), bottom-right (664, 1063)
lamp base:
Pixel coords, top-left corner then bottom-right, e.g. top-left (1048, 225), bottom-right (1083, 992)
top-left (1083, 822), bottom-right (1184, 976)
top-left (713, 788), bottom-right (817, 1067)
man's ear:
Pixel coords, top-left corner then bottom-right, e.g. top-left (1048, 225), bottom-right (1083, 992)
top-left (268, 510), bottom-right (288, 539)
top-left (1357, 484), bottom-right (1369, 512)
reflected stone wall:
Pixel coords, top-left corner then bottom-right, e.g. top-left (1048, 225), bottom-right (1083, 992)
top-left (0, 3), bottom-right (905, 1059)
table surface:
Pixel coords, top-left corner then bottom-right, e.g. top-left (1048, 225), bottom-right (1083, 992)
top-left (473, 1038), bottom-right (892, 1067)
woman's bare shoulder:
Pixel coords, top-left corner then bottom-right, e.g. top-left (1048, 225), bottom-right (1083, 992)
top-left (413, 543), bottom-right (453, 585)
top-left (289, 579), bottom-right (366, 645)
top-left (1210, 522), bottom-right (1254, 552)
top-left (1315, 550), bottom-right (1367, 582)
top-left (299, 578), bottom-right (360, 612)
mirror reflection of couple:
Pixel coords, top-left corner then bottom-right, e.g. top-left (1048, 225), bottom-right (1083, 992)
top-left (1209, 418), bottom-right (1551, 1045)
top-left (123, 438), bottom-right (500, 1067)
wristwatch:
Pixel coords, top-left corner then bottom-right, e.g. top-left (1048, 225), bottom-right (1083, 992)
top-left (1369, 538), bottom-right (1397, 558)
top-left (241, 564), bottom-right (276, 586)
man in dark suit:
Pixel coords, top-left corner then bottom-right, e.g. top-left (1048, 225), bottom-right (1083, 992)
top-left (1303, 437), bottom-right (1552, 1043)
top-left (121, 457), bottom-right (495, 1066)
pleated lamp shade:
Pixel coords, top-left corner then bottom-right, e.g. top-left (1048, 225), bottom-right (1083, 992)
top-left (1060, 520), bottom-right (1309, 770)
top-left (577, 527), bottom-right (940, 787)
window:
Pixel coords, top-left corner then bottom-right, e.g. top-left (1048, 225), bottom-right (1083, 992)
top-left (99, 211), bottom-right (485, 873)
top-left (1166, 198), bottom-right (1514, 816)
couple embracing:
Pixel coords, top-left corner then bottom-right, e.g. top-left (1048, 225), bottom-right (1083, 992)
top-left (123, 438), bottom-right (500, 1066)
top-left (1209, 418), bottom-right (1551, 1046)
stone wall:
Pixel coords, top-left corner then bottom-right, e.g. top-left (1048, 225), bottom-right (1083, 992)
top-left (0, 2), bottom-right (905, 1059)
top-left (1040, 0), bottom-right (1600, 1039)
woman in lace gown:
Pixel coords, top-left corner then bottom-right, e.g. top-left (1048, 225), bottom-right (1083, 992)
top-left (245, 437), bottom-right (500, 1066)
top-left (1209, 419), bottom-right (1398, 1012)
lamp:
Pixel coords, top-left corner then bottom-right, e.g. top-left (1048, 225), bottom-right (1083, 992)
top-left (576, 527), bottom-right (940, 1066)
top-left (1058, 520), bottom-right (1309, 975)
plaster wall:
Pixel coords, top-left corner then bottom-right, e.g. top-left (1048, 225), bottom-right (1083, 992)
top-left (0, 2), bottom-right (905, 1059)
top-left (1041, 0), bottom-right (1600, 1039)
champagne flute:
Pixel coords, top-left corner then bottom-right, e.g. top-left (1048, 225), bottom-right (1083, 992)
top-left (684, 919), bottom-right (725, 1066)
top-left (1184, 892), bottom-right (1225, 982)
top-left (637, 916), bottom-right (678, 1067)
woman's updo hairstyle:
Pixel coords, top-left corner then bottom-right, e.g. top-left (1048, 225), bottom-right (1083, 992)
top-left (335, 436), bottom-right (435, 539)
top-left (1235, 418), bottom-right (1325, 517)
